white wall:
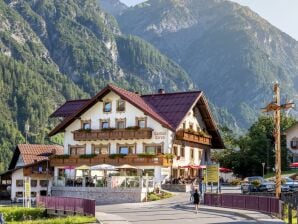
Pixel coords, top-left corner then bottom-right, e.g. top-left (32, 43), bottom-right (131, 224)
top-left (63, 91), bottom-right (171, 155)
top-left (11, 168), bottom-right (51, 201)
top-left (286, 124), bottom-right (298, 162)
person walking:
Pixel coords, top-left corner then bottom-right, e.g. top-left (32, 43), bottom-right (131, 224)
top-left (193, 189), bottom-right (200, 214)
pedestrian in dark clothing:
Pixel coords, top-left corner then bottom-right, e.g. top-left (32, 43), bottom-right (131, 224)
top-left (193, 189), bottom-right (200, 213)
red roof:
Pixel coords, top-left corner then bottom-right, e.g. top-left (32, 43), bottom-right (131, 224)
top-left (50, 99), bottom-right (89, 118)
top-left (17, 144), bottom-right (63, 166)
top-left (48, 84), bottom-right (224, 148)
top-left (48, 84), bottom-right (174, 136)
top-left (142, 91), bottom-right (202, 129)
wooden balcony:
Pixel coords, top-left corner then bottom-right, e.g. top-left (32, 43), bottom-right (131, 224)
top-left (176, 129), bottom-right (211, 146)
top-left (50, 154), bottom-right (171, 167)
top-left (73, 128), bottom-right (153, 141)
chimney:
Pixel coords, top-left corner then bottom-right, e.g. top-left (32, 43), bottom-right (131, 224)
top-left (158, 89), bottom-right (165, 94)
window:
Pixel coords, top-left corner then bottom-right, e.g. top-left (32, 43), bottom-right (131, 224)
top-left (116, 118), bottom-right (126, 129)
top-left (189, 123), bottom-right (194, 130)
top-left (183, 122), bottom-right (186, 129)
top-left (102, 121), bottom-right (109, 129)
top-left (31, 180), bottom-right (37, 187)
top-left (103, 101), bottom-right (112, 113)
top-left (118, 145), bottom-right (135, 155)
top-left (81, 120), bottom-right (91, 130)
top-left (190, 148), bottom-right (194, 160)
top-left (117, 100), bottom-right (125, 112)
top-left (291, 138), bottom-right (298, 149)
top-left (199, 150), bottom-right (202, 160)
top-left (100, 119), bottom-right (110, 129)
top-left (31, 192), bottom-right (37, 197)
top-left (16, 192), bottom-right (23, 197)
top-left (92, 144), bottom-right (109, 155)
top-left (173, 146), bottom-right (178, 156)
top-left (40, 180), bottom-right (49, 187)
top-left (144, 144), bottom-right (162, 155)
top-left (16, 180), bottom-right (23, 187)
top-left (180, 147), bottom-right (185, 157)
top-left (69, 145), bottom-right (85, 155)
top-left (136, 117), bottom-right (147, 128)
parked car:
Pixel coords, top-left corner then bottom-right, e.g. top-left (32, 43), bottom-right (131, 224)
top-left (283, 177), bottom-right (298, 191)
top-left (241, 176), bottom-right (274, 193)
top-left (241, 176), bottom-right (291, 193)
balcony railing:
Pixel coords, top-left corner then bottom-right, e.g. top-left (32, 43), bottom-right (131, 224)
top-left (50, 154), bottom-right (171, 167)
top-left (73, 128), bottom-right (153, 141)
top-left (176, 129), bottom-right (211, 145)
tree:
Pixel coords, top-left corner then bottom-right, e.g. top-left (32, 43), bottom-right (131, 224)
top-left (212, 115), bottom-right (296, 178)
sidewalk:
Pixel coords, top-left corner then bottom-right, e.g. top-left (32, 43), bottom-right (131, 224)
top-left (96, 204), bottom-right (285, 224)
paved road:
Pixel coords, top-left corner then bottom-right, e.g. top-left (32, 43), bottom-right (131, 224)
top-left (96, 188), bottom-right (284, 224)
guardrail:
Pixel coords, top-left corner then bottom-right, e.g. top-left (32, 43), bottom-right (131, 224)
top-left (204, 193), bottom-right (280, 215)
top-left (36, 196), bottom-right (95, 216)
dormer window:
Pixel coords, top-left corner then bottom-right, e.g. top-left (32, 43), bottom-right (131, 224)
top-left (117, 100), bottom-right (125, 112)
top-left (103, 101), bottom-right (112, 113)
top-left (81, 120), bottom-right (91, 130)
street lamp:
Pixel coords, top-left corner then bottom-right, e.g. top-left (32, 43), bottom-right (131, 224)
top-left (25, 121), bottom-right (30, 144)
top-left (262, 162), bottom-right (265, 178)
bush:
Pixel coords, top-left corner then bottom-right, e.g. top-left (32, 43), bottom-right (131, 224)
top-left (251, 179), bottom-right (261, 187)
top-left (229, 179), bottom-right (241, 186)
top-left (147, 191), bottom-right (173, 201)
top-left (137, 153), bottom-right (155, 158)
top-left (79, 154), bottom-right (96, 159)
top-left (0, 207), bottom-right (45, 222)
top-left (53, 154), bottom-right (70, 159)
top-left (108, 153), bottom-right (126, 159)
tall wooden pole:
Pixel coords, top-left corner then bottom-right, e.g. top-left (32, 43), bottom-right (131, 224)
top-left (274, 83), bottom-right (281, 198)
top-left (262, 82), bottom-right (294, 198)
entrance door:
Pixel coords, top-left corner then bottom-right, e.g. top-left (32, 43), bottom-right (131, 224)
top-left (40, 190), bottom-right (47, 196)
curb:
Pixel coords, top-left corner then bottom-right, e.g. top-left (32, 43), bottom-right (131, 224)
top-left (174, 203), bottom-right (284, 223)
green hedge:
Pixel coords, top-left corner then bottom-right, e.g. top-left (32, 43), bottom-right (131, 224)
top-left (8, 216), bottom-right (96, 224)
top-left (0, 207), bottom-right (45, 221)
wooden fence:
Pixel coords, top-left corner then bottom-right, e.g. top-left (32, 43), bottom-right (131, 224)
top-left (36, 196), bottom-right (95, 216)
top-left (204, 193), bottom-right (280, 215)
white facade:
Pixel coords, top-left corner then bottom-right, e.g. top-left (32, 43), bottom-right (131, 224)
top-left (285, 123), bottom-right (298, 162)
top-left (11, 168), bottom-right (51, 201)
top-left (55, 90), bottom-right (213, 182)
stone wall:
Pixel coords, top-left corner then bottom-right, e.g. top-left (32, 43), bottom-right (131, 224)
top-left (51, 187), bottom-right (143, 204)
top-left (161, 184), bottom-right (190, 192)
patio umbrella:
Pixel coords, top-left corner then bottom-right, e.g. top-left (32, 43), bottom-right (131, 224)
top-left (115, 164), bottom-right (138, 169)
top-left (91, 164), bottom-right (116, 170)
top-left (219, 167), bottom-right (232, 173)
top-left (290, 162), bottom-right (298, 168)
top-left (75, 165), bottom-right (90, 170)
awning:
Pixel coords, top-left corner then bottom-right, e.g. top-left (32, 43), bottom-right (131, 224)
top-left (75, 165), bottom-right (90, 170)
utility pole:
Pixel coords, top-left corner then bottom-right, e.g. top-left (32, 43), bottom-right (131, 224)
top-left (261, 82), bottom-right (294, 198)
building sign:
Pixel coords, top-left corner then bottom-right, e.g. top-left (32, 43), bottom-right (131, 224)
top-left (154, 131), bottom-right (166, 140)
top-left (206, 164), bottom-right (219, 183)
top-left (161, 167), bottom-right (170, 176)
top-left (24, 177), bottom-right (31, 208)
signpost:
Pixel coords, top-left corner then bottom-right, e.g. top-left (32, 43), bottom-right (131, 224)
top-left (24, 177), bottom-right (31, 208)
top-left (206, 164), bottom-right (219, 193)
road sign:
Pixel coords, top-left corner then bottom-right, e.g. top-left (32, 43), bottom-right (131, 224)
top-left (206, 164), bottom-right (219, 183)
top-left (24, 177), bottom-right (31, 208)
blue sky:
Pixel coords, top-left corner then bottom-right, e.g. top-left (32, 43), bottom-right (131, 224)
top-left (119, 0), bottom-right (298, 40)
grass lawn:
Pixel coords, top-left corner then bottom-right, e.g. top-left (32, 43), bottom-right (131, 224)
top-left (264, 170), bottom-right (298, 179)
top-left (0, 207), bottom-right (96, 224)
top-left (147, 191), bottom-right (173, 201)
